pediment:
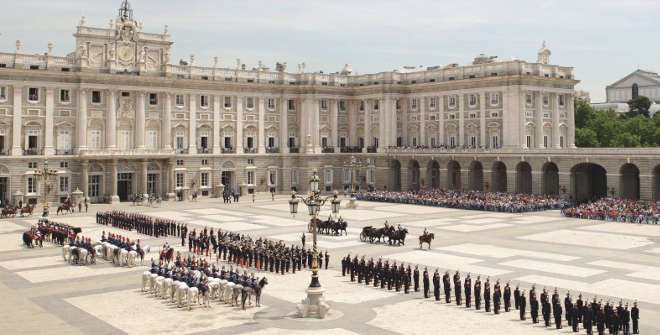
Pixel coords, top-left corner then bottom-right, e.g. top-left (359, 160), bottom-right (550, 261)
top-left (609, 71), bottom-right (660, 88)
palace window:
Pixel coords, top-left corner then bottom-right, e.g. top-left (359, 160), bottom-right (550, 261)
top-left (224, 136), bottom-right (232, 149)
top-left (558, 95), bottom-right (565, 107)
top-left (92, 90), bottom-right (102, 104)
top-left (224, 96), bottom-right (232, 108)
top-left (175, 173), bottom-right (184, 188)
top-left (291, 170), bottom-right (299, 186)
top-left (175, 94), bottom-right (185, 106)
top-left (176, 159), bottom-right (184, 166)
top-left (469, 136), bottom-right (476, 148)
top-left (449, 136), bottom-right (456, 147)
top-left (246, 136), bottom-right (254, 149)
top-left (247, 171), bottom-right (255, 185)
top-left (320, 99), bottom-right (328, 110)
top-left (268, 136), bottom-right (275, 148)
top-left (325, 169), bottom-right (333, 185)
top-left (267, 98), bottom-right (275, 110)
top-left (200, 95), bottom-right (209, 108)
top-left (119, 130), bottom-right (132, 150)
top-left (373, 100), bottom-right (379, 110)
top-left (543, 95), bottom-right (549, 106)
top-left (359, 101), bottom-right (365, 111)
top-left (321, 137), bottom-right (328, 148)
top-left (526, 135), bottom-right (532, 148)
top-left (201, 159), bottom-right (208, 166)
top-left (175, 132), bottom-right (185, 150)
top-left (560, 136), bottom-right (564, 148)
top-left (544, 135), bottom-right (548, 148)
top-left (200, 172), bottom-right (209, 187)
top-left (147, 130), bottom-right (158, 149)
top-left (525, 94), bottom-right (533, 105)
top-left (411, 99), bottom-right (418, 110)
top-left (246, 97), bottom-right (255, 109)
top-left (27, 177), bottom-right (36, 194)
top-left (149, 93), bottom-right (158, 105)
top-left (339, 100), bottom-right (346, 111)
top-left (0, 87), bottom-right (6, 101)
top-left (490, 93), bottom-right (499, 106)
top-left (28, 162), bottom-right (37, 169)
top-left (492, 135), bottom-right (499, 148)
top-left (429, 97), bottom-right (437, 108)
top-left (269, 170), bottom-right (276, 185)
top-left (88, 175), bottom-right (100, 198)
top-left (200, 133), bottom-right (209, 150)
top-left (448, 96), bottom-right (456, 108)
top-left (468, 94), bottom-right (477, 106)
top-left (469, 113), bottom-right (477, 119)
top-left (59, 161), bottom-right (69, 168)
top-left (90, 130), bottom-right (102, 149)
top-left (60, 89), bottom-right (70, 103)
top-left (59, 176), bottom-right (69, 193)
top-left (57, 130), bottom-right (72, 152)
top-left (28, 87), bottom-right (39, 102)
top-left (288, 99), bottom-right (295, 110)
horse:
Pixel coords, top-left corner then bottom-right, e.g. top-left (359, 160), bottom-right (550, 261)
top-left (2, 205), bottom-right (17, 218)
top-left (387, 228), bottom-right (409, 246)
top-left (56, 203), bottom-right (74, 215)
top-left (141, 271), bottom-right (152, 292)
top-left (19, 205), bottom-right (34, 217)
top-left (23, 231), bottom-right (36, 248)
top-left (253, 277), bottom-right (268, 307)
top-left (160, 247), bottom-right (174, 263)
top-left (231, 284), bottom-right (243, 306)
top-left (419, 232), bottom-right (435, 249)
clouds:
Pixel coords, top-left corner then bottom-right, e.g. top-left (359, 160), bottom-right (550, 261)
top-left (0, 0), bottom-right (657, 101)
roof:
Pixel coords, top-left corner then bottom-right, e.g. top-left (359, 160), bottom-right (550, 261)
top-left (608, 69), bottom-right (660, 88)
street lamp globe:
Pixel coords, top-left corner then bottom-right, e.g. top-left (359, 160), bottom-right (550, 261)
top-left (310, 170), bottom-right (320, 193)
top-left (307, 199), bottom-right (319, 216)
top-left (288, 192), bottom-right (299, 215)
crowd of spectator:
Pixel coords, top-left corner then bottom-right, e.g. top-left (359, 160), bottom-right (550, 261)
top-left (561, 198), bottom-right (658, 224)
top-left (357, 189), bottom-right (565, 213)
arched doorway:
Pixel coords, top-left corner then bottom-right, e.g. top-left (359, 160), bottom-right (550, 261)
top-left (619, 164), bottom-right (640, 200)
top-left (491, 161), bottom-right (507, 192)
top-left (390, 160), bottom-right (401, 191)
top-left (408, 160), bottom-right (420, 190)
top-left (654, 165), bottom-right (660, 201)
top-left (0, 164), bottom-right (9, 205)
top-left (516, 162), bottom-right (533, 194)
top-left (469, 161), bottom-right (484, 191)
top-left (570, 163), bottom-right (607, 203)
top-left (542, 162), bottom-right (559, 195)
top-left (427, 160), bottom-right (440, 188)
top-left (447, 161), bottom-right (461, 190)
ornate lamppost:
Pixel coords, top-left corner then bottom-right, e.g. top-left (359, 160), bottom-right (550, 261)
top-left (343, 155), bottom-right (368, 209)
top-left (33, 159), bottom-right (59, 217)
top-left (289, 169), bottom-right (340, 319)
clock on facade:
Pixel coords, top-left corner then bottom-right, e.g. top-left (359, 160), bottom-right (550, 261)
top-left (118, 46), bottom-right (134, 62)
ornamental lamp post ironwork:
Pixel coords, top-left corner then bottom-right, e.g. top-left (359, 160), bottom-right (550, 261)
top-left (289, 169), bottom-right (340, 318)
top-left (33, 159), bottom-right (59, 217)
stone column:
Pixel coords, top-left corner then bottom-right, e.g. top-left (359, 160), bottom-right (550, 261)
top-left (567, 94), bottom-right (576, 148)
top-left (536, 91), bottom-right (544, 148)
top-left (213, 95), bottom-right (221, 154)
top-left (110, 161), bottom-right (119, 203)
top-left (162, 93), bottom-right (172, 150)
top-left (378, 97), bottom-right (386, 149)
top-left (77, 89), bottom-right (88, 153)
top-left (438, 96), bottom-right (445, 146)
top-left (236, 96), bottom-right (244, 152)
top-left (167, 160), bottom-right (176, 200)
top-left (479, 92), bottom-right (486, 147)
top-left (141, 160), bottom-right (149, 195)
top-left (458, 94), bottom-right (464, 147)
top-left (330, 99), bottom-right (339, 147)
top-left (257, 97), bottom-right (266, 154)
top-left (419, 97), bottom-right (426, 146)
top-left (312, 98), bottom-right (320, 153)
top-left (44, 88), bottom-right (55, 155)
top-left (401, 98), bottom-right (408, 146)
top-left (363, 99), bottom-right (371, 152)
top-left (552, 93), bottom-right (561, 148)
top-left (279, 96), bottom-right (288, 151)
top-left (106, 90), bottom-right (117, 150)
top-left (348, 100), bottom-right (357, 146)
top-left (188, 94), bottom-right (197, 153)
top-left (135, 91), bottom-right (146, 149)
top-left (81, 160), bottom-right (89, 197)
top-left (388, 96), bottom-right (397, 147)
top-left (520, 91), bottom-right (527, 148)
top-left (11, 86), bottom-right (23, 156)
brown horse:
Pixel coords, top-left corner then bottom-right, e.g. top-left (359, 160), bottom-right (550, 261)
top-left (419, 232), bottom-right (435, 249)
top-left (1, 205), bottom-right (17, 218)
top-left (20, 205), bottom-right (34, 217)
top-left (57, 202), bottom-right (74, 215)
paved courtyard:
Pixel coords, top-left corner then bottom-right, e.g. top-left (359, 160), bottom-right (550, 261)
top-left (0, 195), bottom-right (658, 334)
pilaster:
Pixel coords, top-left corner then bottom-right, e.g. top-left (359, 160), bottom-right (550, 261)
top-left (162, 93), bottom-right (172, 150)
top-left (135, 91), bottom-right (146, 149)
top-left (106, 90), bottom-right (117, 149)
top-left (257, 97), bottom-right (265, 154)
top-left (187, 94), bottom-right (196, 152)
top-left (479, 92), bottom-right (486, 147)
top-left (11, 86), bottom-right (23, 156)
top-left (236, 96), bottom-right (244, 152)
top-left (76, 89), bottom-right (88, 153)
top-left (44, 88), bottom-right (55, 155)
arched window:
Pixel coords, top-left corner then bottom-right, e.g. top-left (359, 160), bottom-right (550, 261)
top-left (632, 83), bottom-right (639, 98)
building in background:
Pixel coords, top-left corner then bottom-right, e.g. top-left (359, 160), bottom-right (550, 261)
top-left (591, 69), bottom-right (660, 115)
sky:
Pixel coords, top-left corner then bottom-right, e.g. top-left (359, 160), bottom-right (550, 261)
top-left (0, 0), bottom-right (658, 102)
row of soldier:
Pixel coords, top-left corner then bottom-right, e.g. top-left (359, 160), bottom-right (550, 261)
top-left (341, 259), bottom-right (640, 335)
top-left (96, 211), bottom-right (177, 237)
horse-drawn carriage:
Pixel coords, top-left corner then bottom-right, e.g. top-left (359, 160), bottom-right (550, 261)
top-left (1, 204), bottom-right (18, 218)
top-left (360, 222), bottom-right (408, 246)
top-left (308, 216), bottom-right (348, 236)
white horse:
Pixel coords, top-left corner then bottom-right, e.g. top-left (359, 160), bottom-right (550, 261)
top-left (62, 245), bottom-right (71, 262)
top-left (187, 285), bottom-right (199, 310)
top-left (78, 248), bottom-right (89, 265)
top-left (176, 282), bottom-right (189, 308)
top-left (141, 271), bottom-right (152, 292)
top-left (231, 284), bottom-right (243, 306)
top-left (223, 282), bottom-right (234, 304)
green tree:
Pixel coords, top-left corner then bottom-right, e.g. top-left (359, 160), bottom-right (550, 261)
top-left (585, 109), bottom-right (619, 146)
top-left (627, 96), bottom-right (651, 117)
top-left (611, 132), bottom-right (641, 147)
top-left (574, 100), bottom-right (595, 128)
top-left (575, 128), bottom-right (600, 147)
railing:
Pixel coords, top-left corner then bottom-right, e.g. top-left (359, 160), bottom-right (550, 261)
top-left (175, 148), bottom-right (189, 154)
top-left (197, 147), bottom-right (211, 154)
top-left (244, 147), bottom-right (257, 154)
top-left (340, 146), bottom-right (363, 153)
top-left (55, 149), bottom-right (73, 155)
top-left (221, 147), bottom-right (236, 154)
top-left (289, 147), bottom-right (300, 153)
top-left (366, 146), bottom-right (378, 153)
top-left (266, 147), bottom-right (280, 153)
top-left (23, 148), bottom-right (42, 156)
top-left (322, 147), bottom-right (335, 153)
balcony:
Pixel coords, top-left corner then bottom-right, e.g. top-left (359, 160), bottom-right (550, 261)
top-left (197, 147), bottom-right (211, 154)
top-left (289, 147), bottom-right (300, 153)
top-left (366, 146), bottom-right (378, 153)
top-left (266, 147), bottom-right (280, 153)
top-left (56, 149), bottom-right (73, 155)
top-left (23, 148), bottom-right (42, 156)
top-left (175, 148), bottom-right (189, 154)
top-left (221, 147), bottom-right (235, 154)
top-left (340, 146), bottom-right (362, 153)
top-left (322, 147), bottom-right (335, 153)
top-left (244, 147), bottom-right (257, 154)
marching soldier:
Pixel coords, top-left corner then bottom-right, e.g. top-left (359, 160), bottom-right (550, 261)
top-left (493, 280), bottom-right (502, 314)
top-left (622, 303), bottom-right (630, 335)
top-left (474, 276), bottom-right (482, 310)
top-left (504, 282), bottom-right (511, 312)
top-left (433, 269), bottom-right (441, 301)
top-left (519, 291), bottom-right (527, 320)
top-left (464, 273), bottom-right (472, 308)
top-left (541, 288), bottom-right (551, 326)
top-left (453, 270), bottom-right (462, 305)
top-left (530, 289), bottom-right (539, 324)
top-left (554, 300), bottom-right (563, 329)
top-left (596, 305), bottom-right (606, 335)
top-left (584, 302), bottom-right (594, 335)
top-left (413, 265), bottom-right (420, 292)
top-left (514, 284), bottom-right (521, 310)
top-left (442, 271), bottom-right (451, 303)
top-left (631, 301), bottom-right (639, 334)
top-left (484, 278), bottom-right (491, 312)
top-left (565, 292), bottom-right (573, 326)
top-left (571, 302), bottom-right (580, 332)
top-left (423, 267), bottom-right (430, 298)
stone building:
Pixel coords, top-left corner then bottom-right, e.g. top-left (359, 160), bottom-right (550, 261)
top-left (0, 2), bottom-right (657, 205)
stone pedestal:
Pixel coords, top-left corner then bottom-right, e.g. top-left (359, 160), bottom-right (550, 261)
top-left (166, 192), bottom-right (177, 201)
top-left (71, 187), bottom-right (84, 207)
top-left (213, 184), bottom-right (225, 198)
top-left (296, 286), bottom-right (330, 319)
top-left (109, 195), bottom-right (120, 204)
top-left (347, 194), bottom-right (358, 209)
top-left (12, 191), bottom-right (24, 206)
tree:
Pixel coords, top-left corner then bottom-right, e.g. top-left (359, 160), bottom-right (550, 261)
top-left (611, 132), bottom-right (641, 147)
top-left (574, 100), bottom-right (595, 128)
top-left (575, 128), bottom-right (600, 147)
top-left (627, 96), bottom-right (651, 117)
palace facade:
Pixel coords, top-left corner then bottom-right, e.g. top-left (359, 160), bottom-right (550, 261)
top-left (0, 2), bottom-right (658, 205)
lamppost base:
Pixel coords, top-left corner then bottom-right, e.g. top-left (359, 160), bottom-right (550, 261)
top-left (347, 195), bottom-right (357, 209)
top-left (296, 286), bottom-right (329, 319)
top-left (109, 195), bottom-right (120, 204)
